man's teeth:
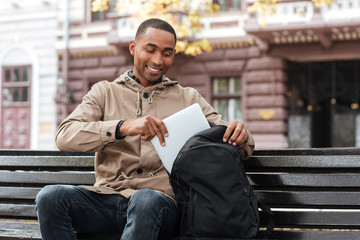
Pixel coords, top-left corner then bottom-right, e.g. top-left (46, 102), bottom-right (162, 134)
top-left (147, 66), bottom-right (160, 72)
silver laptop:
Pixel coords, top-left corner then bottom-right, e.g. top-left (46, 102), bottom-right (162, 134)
top-left (151, 103), bottom-right (210, 173)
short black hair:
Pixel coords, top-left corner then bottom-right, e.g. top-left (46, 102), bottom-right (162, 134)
top-left (135, 18), bottom-right (177, 44)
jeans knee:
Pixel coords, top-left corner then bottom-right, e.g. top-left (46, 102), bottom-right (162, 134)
top-left (129, 189), bottom-right (168, 215)
top-left (124, 189), bottom-right (178, 236)
top-left (35, 185), bottom-right (73, 216)
top-left (36, 185), bottom-right (54, 210)
top-left (131, 189), bottom-right (159, 204)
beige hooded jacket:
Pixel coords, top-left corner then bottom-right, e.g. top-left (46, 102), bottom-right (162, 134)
top-left (56, 71), bottom-right (255, 200)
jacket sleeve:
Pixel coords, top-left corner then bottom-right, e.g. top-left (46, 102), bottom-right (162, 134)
top-left (239, 130), bottom-right (255, 160)
top-left (193, 89), bottom-right (255, 160)
top-left (55, 81), bottom-right (119, 152)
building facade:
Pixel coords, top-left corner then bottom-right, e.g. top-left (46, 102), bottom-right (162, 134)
top-left (56, 0), bottom-right (360, 149)
top-left (0, 0), bottom-right (58, 149)
top-left (245, 0), bottom-right (360, 148)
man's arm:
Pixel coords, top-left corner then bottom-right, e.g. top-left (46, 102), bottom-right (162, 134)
top-left (55, 82), bottom-right (119, 152)
top-left (56, 81), bottom-right (168, 152)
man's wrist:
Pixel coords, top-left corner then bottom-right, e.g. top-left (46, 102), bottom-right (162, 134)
top-left (115, 120), bottom-right (126, 140)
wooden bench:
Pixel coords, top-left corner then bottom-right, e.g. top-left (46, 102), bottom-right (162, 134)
top-left (1, 148), bottom-right (360, 239)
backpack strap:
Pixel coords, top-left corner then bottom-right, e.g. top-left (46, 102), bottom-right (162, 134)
top-left (258, 202), bottom-right (275, 239)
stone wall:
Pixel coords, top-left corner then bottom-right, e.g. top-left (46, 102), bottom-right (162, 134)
top-left (243, 56), bottom-right (288, 149)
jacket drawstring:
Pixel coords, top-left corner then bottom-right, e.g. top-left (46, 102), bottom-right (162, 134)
top-left (148, 167), bottom-right (162, 178)
top-left (148, 90), bottom-right (160, 104)
top-left (135, 90), bottom-right (161, 116)
top-left (148, 172), bottom-right (160, 177)
top-left (115, 171), bottom-right (133, 181)
top-left (136, 91), bottom-right (142, 116)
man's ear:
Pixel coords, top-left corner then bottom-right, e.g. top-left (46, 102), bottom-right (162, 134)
top-left (129, 41), bottom-right (135, 55)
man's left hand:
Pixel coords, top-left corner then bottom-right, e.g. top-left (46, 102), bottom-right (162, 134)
top-left (222, 120), bottom-right (248, 146)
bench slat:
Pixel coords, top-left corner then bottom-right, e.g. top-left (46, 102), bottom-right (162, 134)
top-left (0, 156), bottom-right (94, 167)
top-left (0, 229), bottom-right (41, 240)
top-left (3, 167), bottom-right (359, 192)
top-left (246, 155), bottom-right (360, 168)
top-left (0, 204), bottom-right (35, 218)
top-left (248, 173), bottom-right (360, 187)
top-left (4, 188), bottom-right (359, 207)
top-left (3, 203), bottom-right (360, 227)
top-left (265, 210), bottom-right (360, 226)
top-left (255, 191), bottom-right (360, 206)
top-left (0, 150), bottom-right (93, 157)
top-left (0, 221), bottom-right (39, 231)
top-left (272, 230), bottom-right (360, 240)
top-left (252, 148), bottom-right (360, 156)
top-left (0, 171), bottom-right (95, 185)
top-left (0, 187), bottom-right (41, 200)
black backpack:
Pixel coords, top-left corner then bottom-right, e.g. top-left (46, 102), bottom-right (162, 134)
top-left (170, 124), bottom-right (274, 238)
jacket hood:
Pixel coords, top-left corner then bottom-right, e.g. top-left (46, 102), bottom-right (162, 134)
top-left (114, 71), bottom-right (178, 116)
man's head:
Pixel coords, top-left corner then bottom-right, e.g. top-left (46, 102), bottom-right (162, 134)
top-left (135, 18), bottom-right (177, 44)
top-left (129, 18), bottom-right (177, 87)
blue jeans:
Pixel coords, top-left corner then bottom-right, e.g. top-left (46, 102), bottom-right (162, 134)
top-left (35, 185), bottom-right (179, 240)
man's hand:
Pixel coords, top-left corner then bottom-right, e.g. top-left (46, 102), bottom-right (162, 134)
top-left (119, 115), bottom-right (168, 146)
top-left (223, 120), bottom-right (248, 146)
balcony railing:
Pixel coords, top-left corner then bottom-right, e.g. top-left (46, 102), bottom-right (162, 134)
top-left (116, 13), bottom-right (247, 41)
top-left (258, 1), bottom-right (313, 25)
top-left (321, 0), bottom-right (360, 21)
top-left (254, 0), bottom-right (360, 26)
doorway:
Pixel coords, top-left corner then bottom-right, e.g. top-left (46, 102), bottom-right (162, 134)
top-left (1, 65), bottom-right (32, 149)
top-left (288, 60), bottom-right (359, 148)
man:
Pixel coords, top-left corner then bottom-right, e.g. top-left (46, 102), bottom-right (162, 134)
top-left (35, 18), bottom-right (254, 240)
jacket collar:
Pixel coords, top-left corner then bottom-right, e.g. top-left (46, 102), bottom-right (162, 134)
top-left (114, 71), bottom-right (178, 116)
top-left (127, 70), bottom-right (163, 85)
top-left (115, 70), bottom-right (177, 92)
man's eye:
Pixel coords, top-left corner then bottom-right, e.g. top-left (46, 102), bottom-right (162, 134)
top-left (146, 49), bottom-right (154, 53)
top-left (163, 52), bottom-right (172, 57)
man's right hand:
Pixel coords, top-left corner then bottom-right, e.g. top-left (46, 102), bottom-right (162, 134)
top-left (119, 116), bottom-right (168, 146)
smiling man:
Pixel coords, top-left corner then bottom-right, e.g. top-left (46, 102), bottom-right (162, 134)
top-left (35, 18), bottom-right (255, 240)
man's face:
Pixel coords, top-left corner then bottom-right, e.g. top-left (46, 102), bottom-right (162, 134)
top-left (129, 28), bottom-right (176, 87)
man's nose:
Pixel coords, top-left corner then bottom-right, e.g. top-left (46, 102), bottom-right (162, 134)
top-left (151, 52), bottom-right (163, 65)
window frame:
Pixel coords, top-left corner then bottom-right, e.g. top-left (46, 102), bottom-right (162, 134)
top-left (1, 65), bottom-right (32, 107)
top-left (212, 76), bottom-right (243, 122)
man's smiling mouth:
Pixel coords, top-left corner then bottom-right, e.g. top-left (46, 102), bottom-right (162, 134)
top-left (147, 66), bottom-right (161, 72)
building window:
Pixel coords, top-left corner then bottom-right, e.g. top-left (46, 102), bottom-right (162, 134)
top-left (91, 0), bottom-right (118, 22)
top-left (2, 66), bottom-right (31, 105)
top-left (214, 0), bottom-right (242, 11)
top-left (212, 76), bottom-right (242, 122)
